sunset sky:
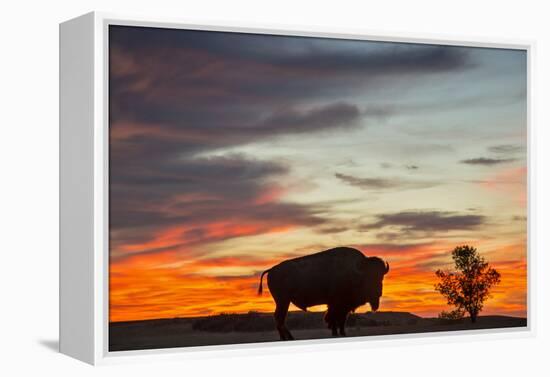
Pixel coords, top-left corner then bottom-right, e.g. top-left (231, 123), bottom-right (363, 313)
top-left (109, 25), bottom-right (527, 322)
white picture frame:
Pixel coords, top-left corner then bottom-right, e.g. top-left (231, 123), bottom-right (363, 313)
top-left (59, 11), bottom-right (535, 365)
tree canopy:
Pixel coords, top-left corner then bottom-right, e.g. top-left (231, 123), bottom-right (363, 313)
top-left (435, 245), bottom-right (501, 323)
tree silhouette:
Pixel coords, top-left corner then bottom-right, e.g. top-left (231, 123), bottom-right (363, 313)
top-left (435, 245), bottom-right (501, 323)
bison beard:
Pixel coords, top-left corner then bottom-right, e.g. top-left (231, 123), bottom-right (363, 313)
top-left (258, 247), bottom-right (389, 340)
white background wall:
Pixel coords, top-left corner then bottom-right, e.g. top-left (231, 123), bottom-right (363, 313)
top-left (1, 0), bottom-right (548, 375)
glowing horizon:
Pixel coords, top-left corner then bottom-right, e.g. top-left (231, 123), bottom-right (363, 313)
top-left (108, 26), bottom-right (527, 323)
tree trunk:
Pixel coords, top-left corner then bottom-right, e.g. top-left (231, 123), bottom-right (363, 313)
top-left (470, 312), bottom-right (477, 323)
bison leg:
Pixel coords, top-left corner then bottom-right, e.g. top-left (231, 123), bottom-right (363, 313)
top-left (325, 306), bottom-right (339, 336)
top-left (338, 312), bottom-right (348, 337)
top-left (274, 300), bottom-right (294, 341)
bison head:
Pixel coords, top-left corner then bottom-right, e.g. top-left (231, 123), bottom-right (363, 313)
top-left (361, 257), bottom-right (389, 312)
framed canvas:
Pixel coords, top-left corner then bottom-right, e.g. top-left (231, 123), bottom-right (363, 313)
top-left (59, 12), bottom-right (533, 365)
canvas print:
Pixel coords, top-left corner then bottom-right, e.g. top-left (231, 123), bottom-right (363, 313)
top-left (108, 25), bottom-right (527, 351)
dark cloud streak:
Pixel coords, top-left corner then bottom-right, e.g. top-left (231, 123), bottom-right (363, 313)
top-left (366, 210), bottom-right (486, 232)
top-left (335, 173), bottom-right (438, 191)
top-left (488, 144), bottom-right (524, 155)
top-left (110, 25), bottom-right (473, 124)
top-left (109, 154), bottom-right (327, 256)
top-left (460, 157), bottom-right (516, 166)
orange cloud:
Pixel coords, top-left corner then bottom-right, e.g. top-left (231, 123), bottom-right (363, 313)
top-left (110, 240), bottom-right (527, 322)
top-left (115, 220), bottom-right (298, 257)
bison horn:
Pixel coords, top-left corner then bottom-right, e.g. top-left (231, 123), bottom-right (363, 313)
top-left (384, 261), bottom-right (390, 274)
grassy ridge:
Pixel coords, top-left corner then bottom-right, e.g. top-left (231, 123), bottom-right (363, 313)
top-left (190, 311), bottom-right (422, 332)
top-left (109, 311), bottom-right (527, 351)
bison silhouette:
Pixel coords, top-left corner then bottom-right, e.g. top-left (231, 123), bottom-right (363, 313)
top-left (258, 247), bottom-right (389, 340)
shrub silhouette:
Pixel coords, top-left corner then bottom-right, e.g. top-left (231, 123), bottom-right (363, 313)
top-left (347, 313), bottom-right (390, 327)
top-left (192, 312), bottom-right (275, 332)
top-left (191, 311), bottom-right (394, 332)
top-left (435, 245), bottom-right (501, 323)
top-left (438, 308), bottom-right (465, 324)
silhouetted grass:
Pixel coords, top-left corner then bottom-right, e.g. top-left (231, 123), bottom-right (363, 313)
top-left (191, 310), bottom-right (411, 332)
top-left (110, 312), bottom-right (527, 351)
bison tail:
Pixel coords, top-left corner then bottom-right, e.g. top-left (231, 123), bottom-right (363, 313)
top-left (258, 269), bottom-right (271, 295)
